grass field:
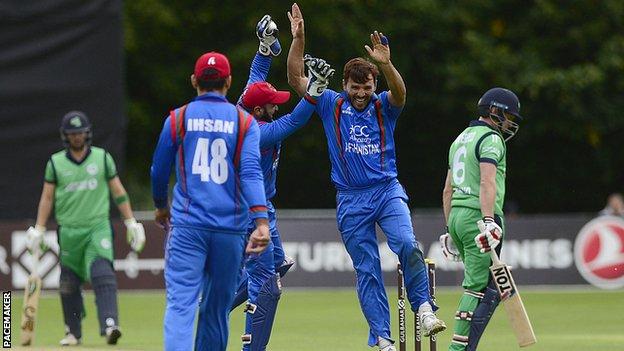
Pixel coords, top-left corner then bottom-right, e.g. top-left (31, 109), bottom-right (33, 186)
top-left (8, 288), bottom-right (624, 350)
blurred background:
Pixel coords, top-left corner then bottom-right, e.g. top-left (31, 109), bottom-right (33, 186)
top-left (2, 0), bottom-right (623, 217)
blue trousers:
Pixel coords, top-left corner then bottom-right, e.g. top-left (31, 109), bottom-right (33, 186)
top-left (246, 201), bottom-right (284, 303)
top-left (336, 179), bottom-right (433, 347)
top-left (163, 226), bottom-right (246, 351)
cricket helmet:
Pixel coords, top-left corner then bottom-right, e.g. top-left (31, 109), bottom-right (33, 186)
top-left (477, 87), bottom-right (523, 141)
top-left (60, 110), bottom-right (92, 146)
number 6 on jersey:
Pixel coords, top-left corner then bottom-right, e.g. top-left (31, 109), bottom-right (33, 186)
top-left (192, 137), bottom-right (229, 184)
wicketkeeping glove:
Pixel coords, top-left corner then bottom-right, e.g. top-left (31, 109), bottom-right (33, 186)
top-left (439, 230), bottom-right (461, 262)
top-left (257, 15), bottom-right (281, 56)
top-left (125, 218), bottom-right (146, 253)
top-left (304, 54), bottom-right (335, 97)
top-left (475, 217), bottom-right (502, 253)
top-left (26, 225), bottom-right (48, 253)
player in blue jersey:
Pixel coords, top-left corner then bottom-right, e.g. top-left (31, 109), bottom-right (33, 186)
top-left (151, 51), bottom-right (271, 351)
top-left (196, 15), bottom-right (335, 351)
top-left (286, 4), bottom-right (446, 350)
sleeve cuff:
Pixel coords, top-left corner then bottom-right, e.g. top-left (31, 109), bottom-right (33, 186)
top-left (479, 157), bottom-right (498, 166)
top-left (249, 205), bottom-right (269, 219)
top-left (304, 94), bottom-right (317, 105)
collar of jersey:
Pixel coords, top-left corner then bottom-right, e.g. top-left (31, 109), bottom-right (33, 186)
top-left (193, 92), bottom-right (228, 102)
top-left (340, 91), bottom-right (380, 112)
top-left (469, 119), bottom-right (498, 132)
top-left (65, 147), bottom-right (92, 165)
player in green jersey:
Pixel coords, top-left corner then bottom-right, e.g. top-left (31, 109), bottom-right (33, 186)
top-left (439, 88), bottom-right (523, 351)
top-left (26, 111), bottom-right (146, 346)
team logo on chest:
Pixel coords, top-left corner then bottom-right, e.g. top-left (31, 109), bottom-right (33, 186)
top-left (346, 123), bottom-right (380, 155)
top-left (86, 163), bottom-right (99, 175)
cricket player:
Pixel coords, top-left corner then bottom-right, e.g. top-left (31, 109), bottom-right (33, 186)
top-left (26, 111), bottom-right (146, 346)
top-left (286, 4), bottom-right (446, 350)
top-left (440, 87), bottom-right (523, 350)
top-left (151, 51), bottom-right (271, 351)
top-left (198, 15), bottom-right (335, 351)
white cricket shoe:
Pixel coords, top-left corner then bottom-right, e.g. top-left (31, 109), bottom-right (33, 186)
top-left (59, 333), bottom-right (80, 346)
top-left (419, 302), bottom-right (447, 337)
top-left (377, 336), bottom-right (397, 351)
top-left (105, 326), bottom-right (122, 345)
top-left (420, 311), bottom-right (447, 337)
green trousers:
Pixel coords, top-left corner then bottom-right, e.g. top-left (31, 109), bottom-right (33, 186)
top-left (447, 207), bottom-right (504, 350)
top-left (58, 219), bottom-right (114, 282)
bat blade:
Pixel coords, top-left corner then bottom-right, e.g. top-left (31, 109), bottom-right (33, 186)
top-left (20, 269), bottom-right (42, 346)
top-left (490, 261), bottom-right (537, 347)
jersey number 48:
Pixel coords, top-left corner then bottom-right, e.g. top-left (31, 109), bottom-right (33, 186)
top-left (192, 137), bottom-right (228, 184)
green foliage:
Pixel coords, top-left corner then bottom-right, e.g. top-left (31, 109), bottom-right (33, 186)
top-left (124, 0), bottom-right (624, 212)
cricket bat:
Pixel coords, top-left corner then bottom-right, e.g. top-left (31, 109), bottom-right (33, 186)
top-left (478, 220), bottom-right (536, 347)
top-left (20, 247), bottom-right (42, 346)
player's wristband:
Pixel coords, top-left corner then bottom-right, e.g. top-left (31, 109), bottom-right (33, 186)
top-left (114, 194), bottom-right (129, 205)
top-left (482, 216), bottom-right (495, 223)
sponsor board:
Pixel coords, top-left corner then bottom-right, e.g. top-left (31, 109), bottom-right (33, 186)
top-left (574, 216), bottom-right (624, 289)
top-left (0, 212), bottom-right (605, 289)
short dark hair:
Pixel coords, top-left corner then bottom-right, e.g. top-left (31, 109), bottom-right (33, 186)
top-left (196, 68), bottom-right (227, 91)
top-left (343, 58), bottom-right (379, 84)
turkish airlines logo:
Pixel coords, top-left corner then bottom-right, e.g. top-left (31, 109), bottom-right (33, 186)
top-left (574, 216), bottom-right (624, 289)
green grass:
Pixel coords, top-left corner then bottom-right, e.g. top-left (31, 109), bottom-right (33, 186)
top-left (9, 288), bottom-right (624, 350)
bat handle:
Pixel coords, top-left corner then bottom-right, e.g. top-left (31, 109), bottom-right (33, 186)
top-left (478, 219), bottom-right (503, 265)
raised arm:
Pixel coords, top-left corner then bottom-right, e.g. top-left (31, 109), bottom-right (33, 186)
top-left (365, 31), bottom-right (406, 106)
top-left (287, 3), bottom-right (307, 97)
top-left (244, 15), bottom-right (281, 87)
top-left (260, 56), bottom-right (334, 146)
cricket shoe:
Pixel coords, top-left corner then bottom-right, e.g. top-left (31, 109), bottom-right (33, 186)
top-left (105, 325), bottom-right (122, 345)
top-left (420, 311), bottom-right (447, 337)
top-left (377, 337), bottom-right (396, 351)
top-left (59, 333), bottom-right (81, 346)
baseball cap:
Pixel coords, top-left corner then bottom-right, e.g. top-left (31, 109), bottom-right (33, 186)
top-left (241, 82), bottom-right (291, 109)
top-left (194, 52), bottom-right (231, 81)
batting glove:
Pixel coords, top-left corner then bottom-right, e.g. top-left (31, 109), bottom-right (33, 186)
top-left (257, 15), bottom-right (281, 57)
top-left (475, 217), bottom-right (502, 253)
top-left (125, 218), bottom-right (146, 253)
top-left (439, 230), bottom-right (461, 262)
top-left (26, 225), bottom-right (48, 253)
top-left (304, 54), bottom-right (335, 97)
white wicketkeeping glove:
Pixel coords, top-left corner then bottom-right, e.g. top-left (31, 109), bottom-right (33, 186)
top-left (439, 231), bottom-right (461, 262)
top-left (257, 15), bottom-right (281, 56)
top-left (304, 54), bottom-right (335, 97)
top-left (26, 225), bottom-right (48, 253)
top-left (125, 218), bottom-right (146, 253)
top-left (475, 217), bottom-right (502, 253)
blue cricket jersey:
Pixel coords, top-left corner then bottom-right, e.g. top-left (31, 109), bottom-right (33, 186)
top-left (237, 53), bottom-right (316, 200)
top-left (151, 92), bottom-right (268, 233)
top-left (314, 89), bottom-right (404, 190)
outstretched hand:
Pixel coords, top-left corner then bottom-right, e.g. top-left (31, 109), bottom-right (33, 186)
top-left (287, 3), bottom-right (304, 39)
top-left (364, 31), bottom-right (390, 65)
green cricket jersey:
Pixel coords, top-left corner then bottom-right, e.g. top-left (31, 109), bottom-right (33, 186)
top-left (44, 147), bottom-right (118, 227)
top-left (448, 120), bottom-right (506, 216)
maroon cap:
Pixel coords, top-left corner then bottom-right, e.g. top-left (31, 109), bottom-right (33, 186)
top-left (194, 52), bottom-right (231, 81)
top-left (241, 82), bottom-right (291, 108)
